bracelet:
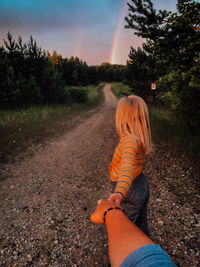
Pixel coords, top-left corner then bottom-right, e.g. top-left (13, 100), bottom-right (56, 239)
top-left (103, 207), bottom-right (126, 223)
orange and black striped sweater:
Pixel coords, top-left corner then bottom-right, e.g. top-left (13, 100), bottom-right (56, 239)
top-left (109, 135), bottom-right (145, 198)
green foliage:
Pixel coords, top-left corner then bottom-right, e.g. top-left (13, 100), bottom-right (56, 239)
top-left (158, 64), bottom-right (200, 134)
top-left (68, 87), bottom-right (88, 103)
top-left (111, 82), bottom-right (132, 98)
top-left (0, 32), bottom-right (126, 110)
top-left (88, 66), bottom-right (99, 85)
top-left (125, 0), bottom-right (171, 40)
top-left (39, 60), bottom-right (67, 104)
top-left (0, 32), bottom-right (67, 108)
top-left (150, 106), bottom-right (200, 163)
top-left (47, 54), bottom-right (125, 86)
top-left (126, 44), bottom-right (157, 99)
top-left (125, 0), bottom-right (200, 137)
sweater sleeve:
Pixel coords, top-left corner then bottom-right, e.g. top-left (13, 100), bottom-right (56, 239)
top-left (114, 136), bottom-right (137, 198)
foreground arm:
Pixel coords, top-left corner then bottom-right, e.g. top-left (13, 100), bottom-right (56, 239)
top-left (90, 200), bottom-right (153, 266)
top-left (106, 208), bottom-right (154, 266)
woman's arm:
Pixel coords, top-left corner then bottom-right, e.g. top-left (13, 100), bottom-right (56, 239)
top-left (114, 136), bottom-right (138, 198)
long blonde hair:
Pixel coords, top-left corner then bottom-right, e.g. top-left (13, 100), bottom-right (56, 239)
top-left (116, 95), bottom-right (152, 155)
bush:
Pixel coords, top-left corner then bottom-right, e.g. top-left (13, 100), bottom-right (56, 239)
top-left (68, 87), bottom-right (88, 103)
top-left (157, 66), bottom-right (200, 135)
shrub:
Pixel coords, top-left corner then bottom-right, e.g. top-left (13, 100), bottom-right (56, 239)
top-left (68, 87), bottom-right (88, 103)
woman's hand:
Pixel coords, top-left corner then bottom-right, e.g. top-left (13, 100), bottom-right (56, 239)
top-left (90, 199), bottom-right (120, 224)
top-left (107, 192), bottom-right (123, 205)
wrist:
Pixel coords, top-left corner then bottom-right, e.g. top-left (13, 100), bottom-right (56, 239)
top-left (103, 207), bottom-right (126, 223)
top-left (114, 191), bottom-right (124, 199)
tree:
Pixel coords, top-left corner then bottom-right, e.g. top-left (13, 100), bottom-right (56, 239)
top-left (3, 31), bottom-right (18, 54)
top-left (125, 0), bottom-right (200, 133)
top-left (40, 60), bottom-right (66, 104)
top-left (125, 0), bottom-right (171, 40)
top-left (126, 44), bottom-right (156, 98)
top-left (125, 0), bottom-right (200, 71)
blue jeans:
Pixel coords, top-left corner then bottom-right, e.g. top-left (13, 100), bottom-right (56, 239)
top-left (121, 173), bottom-right (150, 236)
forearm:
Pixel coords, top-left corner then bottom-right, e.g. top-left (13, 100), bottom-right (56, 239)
top-left (114, 172), bottom-right (133, 198)
top-left (105, 209), bottom-right (153, 267)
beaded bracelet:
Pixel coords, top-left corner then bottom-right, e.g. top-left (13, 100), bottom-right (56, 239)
top-left (103, 207), bottom-right (126, 223)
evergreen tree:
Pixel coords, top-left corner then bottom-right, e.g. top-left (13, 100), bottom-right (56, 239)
top-left (125, 0), bottom-right (200, 133)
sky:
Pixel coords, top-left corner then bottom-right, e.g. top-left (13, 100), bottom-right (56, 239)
top-left (0, 0), bottom-right (177, 66)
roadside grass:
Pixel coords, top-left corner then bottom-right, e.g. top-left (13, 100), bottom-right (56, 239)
top-left (111, 82), bottom-right (132, 98)
top-left (87, 83), bottom-right (105, 106)
top-left (150, 107), bottom-right (200, 168)
top-left (0, 83), bottom-right (105, 164)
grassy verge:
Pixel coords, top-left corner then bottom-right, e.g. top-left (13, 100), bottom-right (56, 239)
top-left (86, 83), bottom-right (105, 106)
top-left (0, 83), bottom-right (105, 164)
top-left (150, 106), bottom-right (200, 167)
top-left (111, 82), bottom-right (132, 98)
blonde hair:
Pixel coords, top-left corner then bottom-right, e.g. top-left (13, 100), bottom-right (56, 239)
top-left (116, 95), bottom-right (152, 155)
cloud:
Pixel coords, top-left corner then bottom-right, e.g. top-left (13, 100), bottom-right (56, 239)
top-left (0, 7), bottom-right (85, 33)
top-left (0, 0), bottom-right (121, 33)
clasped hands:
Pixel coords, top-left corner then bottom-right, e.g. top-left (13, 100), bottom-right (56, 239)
top-left (90, 193), bottom-right (123, 224)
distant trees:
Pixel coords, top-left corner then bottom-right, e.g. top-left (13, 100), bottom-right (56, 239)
top-left (47, 52), bottom-right (126, 86)
top-left (0, 32), bottom-right (126, 110)
top-left (125, 0), bottom-right (200, 133)
top-left (0, 33), bottom-right (67, 108)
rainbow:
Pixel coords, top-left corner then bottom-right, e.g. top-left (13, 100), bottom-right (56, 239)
top-left (109, 0), bottom-right (128, 64)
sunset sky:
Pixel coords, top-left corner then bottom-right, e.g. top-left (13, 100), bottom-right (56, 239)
top-left (0, 0), bottom-right (177, 65)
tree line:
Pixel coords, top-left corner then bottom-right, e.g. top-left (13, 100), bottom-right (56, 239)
top-left (0, 32), bottom-right (125, 109)
top-left (124, 0), bottom-right (200, 135)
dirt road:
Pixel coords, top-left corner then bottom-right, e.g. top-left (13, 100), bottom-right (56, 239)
top-left (0, 84), bottom-right (199, 266)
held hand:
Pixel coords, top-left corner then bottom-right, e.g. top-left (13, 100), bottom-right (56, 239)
top-left (107, 193), bottom-right (123, 205)
top-left (90, 199), bottom-right (120, 224)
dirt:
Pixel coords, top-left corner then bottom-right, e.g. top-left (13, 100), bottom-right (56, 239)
top-left (0, 84), bottom-right (199, 266)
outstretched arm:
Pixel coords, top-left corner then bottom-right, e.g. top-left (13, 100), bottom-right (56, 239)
top-left (91, 200), bottom-right (153, 267)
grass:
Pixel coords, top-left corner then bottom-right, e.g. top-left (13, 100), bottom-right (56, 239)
top-left (111, 82), bottom-right (132, 98)
top-left (150, 106), bottom-right (200, 167)
top-left (86, 83), bottom-right (105, 106)
top-left (0, 83), bottom-right (105, 164)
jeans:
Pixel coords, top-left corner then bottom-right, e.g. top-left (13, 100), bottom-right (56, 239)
top-left (121, 173), bottom-right (150, 236)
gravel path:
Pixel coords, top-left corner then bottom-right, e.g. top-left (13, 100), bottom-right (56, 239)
top-left (0, 84), bottom-right (199, 266)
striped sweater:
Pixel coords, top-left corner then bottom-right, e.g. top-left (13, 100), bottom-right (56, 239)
top-left (109, 135), bottom-right (145, 198)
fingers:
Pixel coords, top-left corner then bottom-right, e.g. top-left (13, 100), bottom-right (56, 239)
top-left (115, 199), bottom-right (120, 205)
top-left (97, 199), bottom-right (102, 205)
top-left (90, 210), bottom-right (104, 224)
top-left (91, 198), bottom-right (122, 224)
top-left (90, 199), bottom-right (106, 224)
top-left (107, 196), bottom-right (112, 202)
